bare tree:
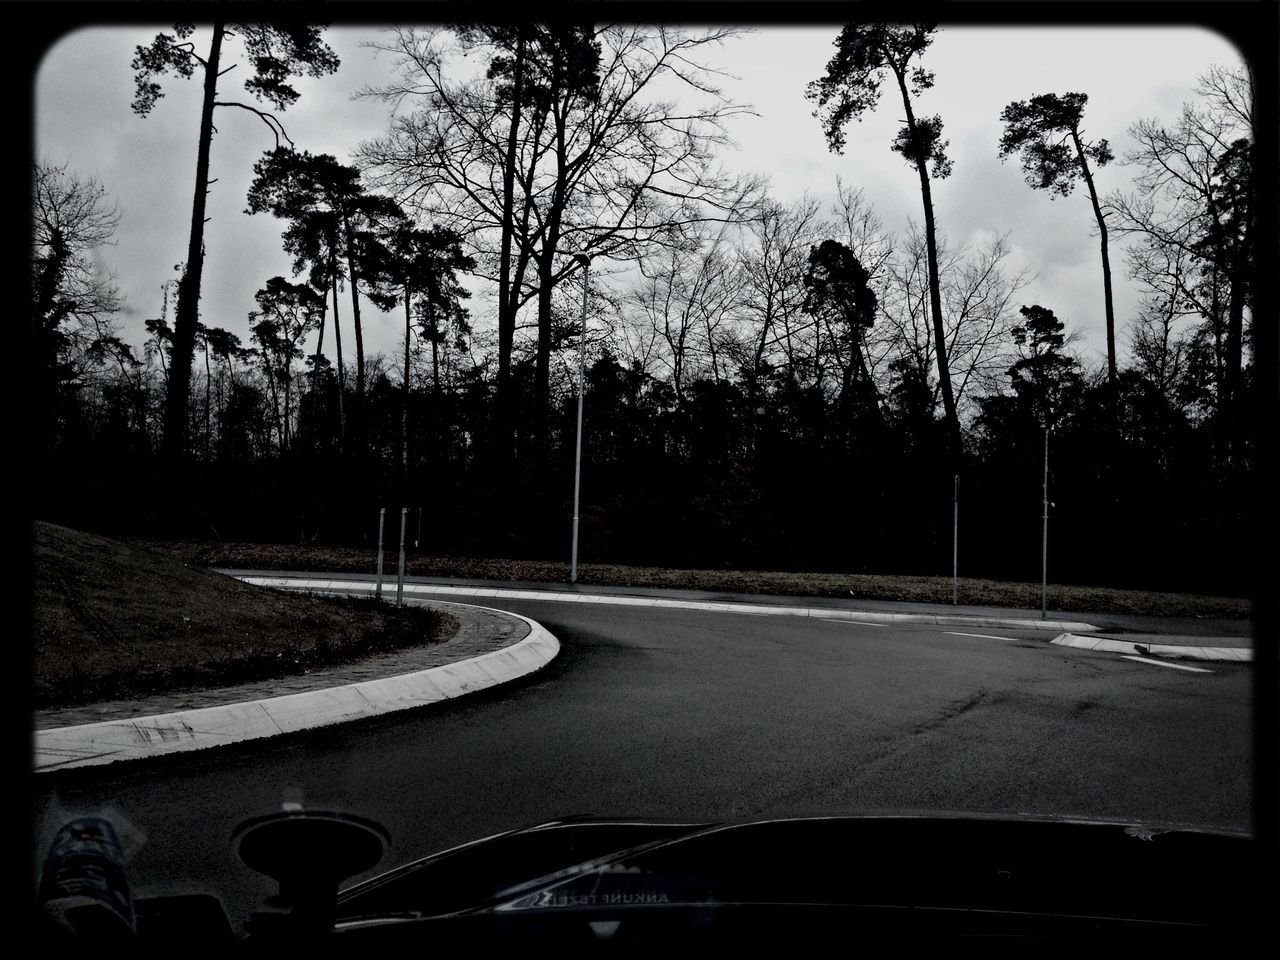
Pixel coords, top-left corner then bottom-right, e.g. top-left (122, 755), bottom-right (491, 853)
top-left (734, 193), bottom-right (827, 395)
top-left (1107, 64), bottom-right (1253, 428)
top-left (31, 161), bottom-right (124, 365)
top-left (878, 224), bottom-right (1029, 421)
top-left (1125, 238), bottom-right (1201, 407)
top-left (626, 228), bottom-right (742, 404)
top-left (358, 24), bottom-right (761, 434)
top-left (31, 160), bottom-right (124, 451)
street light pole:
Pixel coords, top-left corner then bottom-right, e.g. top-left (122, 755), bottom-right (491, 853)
top-left (1041, 425), bottom-right (1050, 620)
top-left (570, 254), bottom-right (591, 584)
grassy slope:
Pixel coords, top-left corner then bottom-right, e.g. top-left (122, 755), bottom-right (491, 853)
top-left (32, 522), bottom-right (454, 708)
top-left (146, 540), bottom-right (1250, 620)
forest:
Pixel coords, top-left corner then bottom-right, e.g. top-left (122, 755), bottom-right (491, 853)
top-left (29, 22), bottom-right (1258, 595)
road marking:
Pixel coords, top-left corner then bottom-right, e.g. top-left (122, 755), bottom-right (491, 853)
top-left (1119, 655), bottom-right (1213, 674)
top-left (945, 631), bottom-right (1016, 641)
top-left (815, 617), bottom-right (888, 628)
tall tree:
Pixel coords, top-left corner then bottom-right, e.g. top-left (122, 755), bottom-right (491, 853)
top-left (1107, 64), bottom-right (1253, 462)
top-left (247, 277), bottom-right (324, 452)
top-left (360, 24), bottom-right (758, 437)
top-left (1007, 304), bottom-right (1081, 430)
top-left (247, 148), bottom-right (392, 441)
top-left (998, 92), bottom-right (1117, 385)
top-left (801, 239), bottom-right (882, 431)
top-left (131, 22), bottom-right (338, 458)
top-left (518, 24), bottom-right (603, 429)
top-left (30, 160), bottom-right (123, 451)
top-left (807, 23), bottom-right (960, 460)
top-left (735, 194), bottom-right (827, 401)
top-left (878, 224), bottom-right (1028, 421)
top-left (370, 222), bottom-right (474, 476)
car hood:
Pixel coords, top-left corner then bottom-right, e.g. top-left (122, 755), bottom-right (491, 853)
top-left (335, 810), bottom-right (1253, 924)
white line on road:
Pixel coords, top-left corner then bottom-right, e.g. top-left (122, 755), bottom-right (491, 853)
top-left (945, 631), bottom-right (1017, 641)
top-left (1119, 655), bottom-right (1213, 674)
top-left (815, 618), bottom-right (888, 628)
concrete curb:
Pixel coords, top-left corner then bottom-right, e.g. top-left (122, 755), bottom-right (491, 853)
top-left (235, 575), bottom-right (1101, 633)
top-left (1051, 633), bottom-right (1251, 663)
top-left (33, 599), bottom-right (559, 774)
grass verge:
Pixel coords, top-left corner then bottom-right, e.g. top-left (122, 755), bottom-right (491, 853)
top-left (33, 522), bottom-right (456, 709)
top-left (141, 539), bottom-right (1250, 620)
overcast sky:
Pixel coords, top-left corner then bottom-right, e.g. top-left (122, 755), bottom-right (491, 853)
top-left (35, 21), bottom-right (1244, 375)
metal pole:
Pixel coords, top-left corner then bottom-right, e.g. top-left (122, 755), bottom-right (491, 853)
top-left (397, 506), bottom-right (407, 608)
top-left (1041, 426), bottom-right (1049, 620)
top-left (375, 507), bottom-right (385, 600)
top-left (953, 474), bottom-right (959, 606)
top-left (571, 255), bottom-right (591, 584)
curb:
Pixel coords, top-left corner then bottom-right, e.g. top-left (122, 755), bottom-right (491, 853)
top-left (33, 599), bottom-right (560, 774)
top-left (233, 575), bottom-right (1101, 633)
top-left (1051, 633), bottom-right (1251, 663)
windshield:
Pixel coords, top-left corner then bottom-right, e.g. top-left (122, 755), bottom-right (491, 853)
top-left (27, 1), bottom-right (1272, 938)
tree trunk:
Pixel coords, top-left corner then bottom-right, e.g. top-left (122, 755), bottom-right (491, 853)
top-left (203, 337), bottom-right (212, 459)
top-left (891, 75), bottom-right (960, 464)
top-left (283, 357), bottom-right (291, 452)
top-left (342, 214), bottom-right (367, 455)
top-left (163, 22), bottom-right (224, 460)
top-left (312, 286), bottom-right (328, 378)
top-left (431, 314), bottom-right (441, 396)
top-left (496, 30), bottom-right (526, 426)
top-left (1071, 127), bottom-right (1117, 386)
top-left (535, 65), bottom-right (569, 441)
top-left (330, 263), bottom-right (346, 440)
top-left (342, 212), bottom-right (366, 401)
top-left (261, 345), bottom-right (283, 450)
top-left (534, 244), bottom-right (558, 433)
top-left (1224, 254), bottom-right (1247, 464)
top-left (402, 282), bottom-right (411, 482)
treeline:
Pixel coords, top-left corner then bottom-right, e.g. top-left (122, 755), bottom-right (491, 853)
top-left (30, 24), bottom-right (1257, 596)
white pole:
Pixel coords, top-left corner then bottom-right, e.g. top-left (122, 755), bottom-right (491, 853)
top-left (571, 255), bottom-right (591, 584)
top-left (1042, 426), bottom-right (1050, 620)
top-left (397, 506), bottom-right (407, 608)
top-left (375, 507), bottom-right (385, 600)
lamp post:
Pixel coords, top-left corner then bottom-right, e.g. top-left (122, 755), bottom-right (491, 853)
top-left (570, 253), bottom-right (591, 584)
top-left (1041, 425), bottom-right (1050, 620)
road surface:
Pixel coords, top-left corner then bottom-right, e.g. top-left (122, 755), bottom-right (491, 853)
top-left (32, 592), bottom-right (1252, 929)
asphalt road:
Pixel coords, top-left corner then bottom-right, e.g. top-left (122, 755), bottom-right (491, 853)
top-left (31, 595), bottom-right (1252, 929)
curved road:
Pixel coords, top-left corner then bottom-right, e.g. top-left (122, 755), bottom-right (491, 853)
top-left (32, 590), bottom-right (1251, 928)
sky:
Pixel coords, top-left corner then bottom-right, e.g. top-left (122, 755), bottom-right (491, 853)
top-left (33, 20), bottom-right (1245, 377)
